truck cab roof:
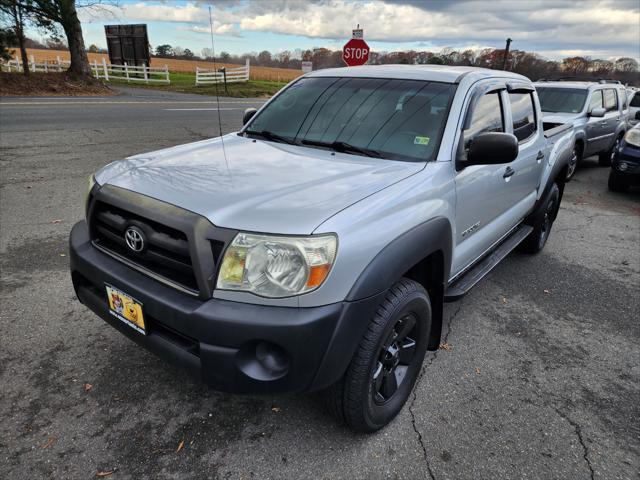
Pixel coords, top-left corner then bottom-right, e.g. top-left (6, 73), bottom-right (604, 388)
top-left (534, 81), bottom-right (623, 90)
top-left (306, 64), bottom-right (531, 84)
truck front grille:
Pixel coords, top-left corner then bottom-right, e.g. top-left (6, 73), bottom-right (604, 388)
top-left (90, 201), bottom-right (199, 293)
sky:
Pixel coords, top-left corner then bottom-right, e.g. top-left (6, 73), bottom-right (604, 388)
top-left (50, 0), bottom-right (640, 60)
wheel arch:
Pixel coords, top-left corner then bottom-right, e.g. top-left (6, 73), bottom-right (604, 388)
top-left (346, 216), bottom-right (453, 351)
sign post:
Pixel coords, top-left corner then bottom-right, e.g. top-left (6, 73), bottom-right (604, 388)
top-left (342, 28), bottom-right (369, 67)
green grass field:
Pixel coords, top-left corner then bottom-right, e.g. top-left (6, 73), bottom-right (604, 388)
top-left (106, 72), bottom-right (288, 98)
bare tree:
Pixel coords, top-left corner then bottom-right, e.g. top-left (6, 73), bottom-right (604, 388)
top-left (0, 0), bottom-right (29, 75)
top-left (13, 0), bottom-right (115, 78)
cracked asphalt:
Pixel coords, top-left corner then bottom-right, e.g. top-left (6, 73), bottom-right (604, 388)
top-left (1, 87), bottom-right (639, 479)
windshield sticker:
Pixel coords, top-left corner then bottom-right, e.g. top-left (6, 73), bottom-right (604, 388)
top-left (414, 136), bottom-right (430, 145)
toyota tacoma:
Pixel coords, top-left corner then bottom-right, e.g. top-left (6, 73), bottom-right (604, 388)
top-left (70, 65), bottom-right (574, 432)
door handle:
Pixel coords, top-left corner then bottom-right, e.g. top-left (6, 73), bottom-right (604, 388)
top-left (601, 121), bottom-right (607, 126)
top-left (503, 166), bottom-right (515, 179)
top-left (536, 151), bottom-right (545, 162)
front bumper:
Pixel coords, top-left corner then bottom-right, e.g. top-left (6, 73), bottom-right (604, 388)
top-left (70, 221), bottom-right (382, 394)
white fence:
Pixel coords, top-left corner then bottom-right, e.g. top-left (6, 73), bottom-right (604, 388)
top-left (1, 55), bottom-right (70, 73)
top-left (92, 59), bottom-right (170, 84)
top-left (196, 58), bottom-right (250, 86)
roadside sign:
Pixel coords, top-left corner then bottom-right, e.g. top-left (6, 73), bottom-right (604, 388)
top-left (301, 61), bottom-right (313, 73)
top-left (343, 37), bottom-right (369, 67)
top-left (352, 29), bottom-right (363, 39)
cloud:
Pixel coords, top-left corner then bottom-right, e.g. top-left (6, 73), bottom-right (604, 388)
top-left (78, 0), bottom-right (640, 59)
top-left (80, 2), bottom-right (209, 24)
top-left (181, 24), bottom-right (241, 37)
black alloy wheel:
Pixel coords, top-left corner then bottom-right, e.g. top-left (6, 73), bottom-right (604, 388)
top-left (324, 278), bottom-right (431, 433)
top-left (372, 313), bottom-right (418, 404)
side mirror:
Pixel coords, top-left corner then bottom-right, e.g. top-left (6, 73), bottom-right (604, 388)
top-left (466, 132), bottom-right (519, 166)
top-left (589, 107), bottom-right (606, 118)
top-left (243, 108), bottom-right (257, 125)
top-left (635, 110), bottom-right (640, 120)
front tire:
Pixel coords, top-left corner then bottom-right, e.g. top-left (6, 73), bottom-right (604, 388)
top-left (608, 170), bottom-right (629, 192)
top-left (599, 135), bottom-right (622, 167)
top-left (566, 143), bottom-right (581, 181)
top-left (325, 278), bottom-right (431, 432)
top-left (519, 183), bottom-right (560, 254)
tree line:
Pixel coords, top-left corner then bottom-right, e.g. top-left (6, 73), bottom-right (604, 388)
top-left (213, 47), bottom-right (639, 84)
top-left (153, 44), bottom-right (638, 84)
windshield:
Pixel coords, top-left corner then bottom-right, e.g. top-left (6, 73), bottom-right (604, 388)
top-left (245, 77), bottom-right (456, 162)
top-left (536, 87), bottom-right (588, 113)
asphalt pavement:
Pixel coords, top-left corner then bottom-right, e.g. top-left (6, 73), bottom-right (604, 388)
top-left (1, 87), bottom-right (639, 479)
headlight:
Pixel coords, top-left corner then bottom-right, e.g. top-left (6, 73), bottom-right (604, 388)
top-left (624, 128), bottom-right (640, 147)
top-left (217, 232), bottom-right (337, 298)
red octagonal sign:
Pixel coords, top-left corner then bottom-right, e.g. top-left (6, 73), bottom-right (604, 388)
top-left (342, 38), bottom-right (370, 67)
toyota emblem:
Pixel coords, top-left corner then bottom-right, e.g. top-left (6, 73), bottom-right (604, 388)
top-left (124, 227), bottom-right (145, 253)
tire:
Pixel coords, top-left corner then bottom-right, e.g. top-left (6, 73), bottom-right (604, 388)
top-left (325, 278), bottom-right (431, 432)
top-left (608, 169), bottom-right (629, 192)
top-left (565, 143), bottom-right (581, 181)
top-left (519, 183), bottom-right (560, 254)
top-left (599, 135), bottom-right (622, 167)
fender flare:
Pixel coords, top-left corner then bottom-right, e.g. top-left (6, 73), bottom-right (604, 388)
top-left (346, 217), bottom-right (453, 301)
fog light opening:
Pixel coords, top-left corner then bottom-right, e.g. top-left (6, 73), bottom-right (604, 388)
top-left (236, 340), bottom-right (290, 381)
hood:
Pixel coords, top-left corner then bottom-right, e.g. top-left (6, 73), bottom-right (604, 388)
top-left (95, 134), bottom-right (423, 234)
top-left (540, 111), bottom-right (582, 125)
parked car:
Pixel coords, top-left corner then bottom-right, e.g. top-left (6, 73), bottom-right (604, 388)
top-left (628, 89), bottom-right (640, 127)
top-left (609, 122), bottom-right (640, 192)
top-left (70, 65), bottom-right (574, 432)
top-left (534, 81), bottom-right (629, 179)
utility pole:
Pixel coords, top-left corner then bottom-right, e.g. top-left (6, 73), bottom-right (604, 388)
top-left (502, 38), bottom-right (512, 70)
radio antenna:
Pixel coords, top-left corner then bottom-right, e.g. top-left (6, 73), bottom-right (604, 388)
top-left (208, 5), bottom-right (230, 172)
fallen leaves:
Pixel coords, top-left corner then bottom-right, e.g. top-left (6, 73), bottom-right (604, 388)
top-left (96, 471), bottom-right (114, 477)
top-left (501, 297), bottom-right (508, 304)
top-left (176, 440), bottom-right (184, 453)
top-left (543, 289), bottom-right (551, 294)
top-left (271, 406), bottom-right (281, 413)
top-left (439, 342), bottom-right (453, 351)
top-left (51, 219), bottom-right (62, 224)
top-left (83, 383), bottom-right (93, 392)
top-left (41, 437), bottom-right (56, 449)
top-left (475, 367), bottom-right (481, 375)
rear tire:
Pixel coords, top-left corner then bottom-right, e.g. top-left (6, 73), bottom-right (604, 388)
top-left (325, 278), bottom-right (431, 432)
top-left (519, 183), bottom-right (560, 254)
top-left (608, 170), bottom-right (629, 192)
top-left (599, 135), bottom-right (622, 167)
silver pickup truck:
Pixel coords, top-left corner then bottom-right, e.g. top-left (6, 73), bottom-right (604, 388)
top-left (535, 81), bottom-right (629, 179)
top-left (70, 65), bottom-right (574, 432)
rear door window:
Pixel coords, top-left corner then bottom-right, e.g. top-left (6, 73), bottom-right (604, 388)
top-left (508, 92), bottom-right (537, 142)
top-left (589, 90), bottom-right (603, 111)
top-left (603, 89), bottom-right (618, 111)
top-left (464, 92), bottom-right (503, 148)
top-left (630, 92), bottom-right (640, 108)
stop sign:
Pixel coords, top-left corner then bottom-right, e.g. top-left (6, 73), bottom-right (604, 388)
top-left (342, 38), bottom-right (369, 67)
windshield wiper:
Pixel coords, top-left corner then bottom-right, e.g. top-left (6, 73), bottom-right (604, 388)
top-left (245, 130), bottom-right (297, 145)
top-left (301, 139), bottom-right (382, 158)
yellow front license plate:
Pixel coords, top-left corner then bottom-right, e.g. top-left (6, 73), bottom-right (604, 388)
top-left (105, 284), bottom-right (146, 335)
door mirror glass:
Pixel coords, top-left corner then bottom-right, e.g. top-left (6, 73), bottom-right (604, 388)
top-left (466, 132), bottom-right (519, 166)
top-left (635, 110), bottom-right (640, 120)
top-left (243, 108), bottom-right (258, 125)
top-left (589, 107), bottom-right (606, 118)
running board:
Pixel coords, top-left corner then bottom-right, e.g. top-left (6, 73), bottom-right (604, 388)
top-left (444, 225), bottom-right (534, 302)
